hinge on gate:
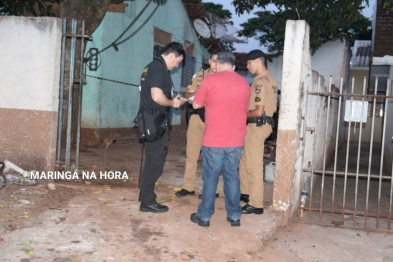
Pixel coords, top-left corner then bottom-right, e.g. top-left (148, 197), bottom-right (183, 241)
top-left (305, 127), bottom-right (315, 134)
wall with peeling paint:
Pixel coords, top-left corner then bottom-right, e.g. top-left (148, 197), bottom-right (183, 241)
top-left (82, 1), bottom-right (210, 137)
top-left (0, 16), bottom-right (62, 171)
top-left (273, 20), bottom-right (345, 223)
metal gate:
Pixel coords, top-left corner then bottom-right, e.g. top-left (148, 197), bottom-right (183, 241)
top-left (56, 19), bottom-right (91, 172)
top-left (298, 76), bottom-right (393, 231)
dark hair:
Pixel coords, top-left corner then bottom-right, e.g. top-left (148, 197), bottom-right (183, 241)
top-left (210, 50), bottom-right (219, 58)
top-left (216, 51), bottom-right (235, 66)
top-left (161, 42), bottom-right (185, 58)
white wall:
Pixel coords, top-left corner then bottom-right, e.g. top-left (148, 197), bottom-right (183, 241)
top-left (270, 37), bottom-right (349, 92)
top-left (268, 55), bottom-right (283, 91)
top-left (0, 16), bottom-right (62, 171)
top-left (312, 37), bottom-right (349, 91)
top-left (0, 16), bottom-right (61, 111)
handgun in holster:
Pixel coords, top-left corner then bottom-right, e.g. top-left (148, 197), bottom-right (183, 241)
top-left (256, 116), bottom-right (265, 126)
top-left (258, 115), bottom-right (271, 127)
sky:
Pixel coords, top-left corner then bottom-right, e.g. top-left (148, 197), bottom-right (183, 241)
top-left (204, 0), bottom-right (375, 53)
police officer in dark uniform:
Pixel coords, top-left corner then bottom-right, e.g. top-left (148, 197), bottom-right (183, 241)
top-left (139, 42), bottom-right (186, 213)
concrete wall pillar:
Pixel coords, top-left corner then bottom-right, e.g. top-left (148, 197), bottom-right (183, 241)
top-left (273, 20), bottom-right (311, 224)
top-left (0, 16), bottom-right (62, 171)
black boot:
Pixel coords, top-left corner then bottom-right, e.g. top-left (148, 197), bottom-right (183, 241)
top-left (240, 194), bottom-right (249, 203)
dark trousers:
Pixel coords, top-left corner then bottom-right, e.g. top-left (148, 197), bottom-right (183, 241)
top-left (139, 131), bottom-right (168, 206)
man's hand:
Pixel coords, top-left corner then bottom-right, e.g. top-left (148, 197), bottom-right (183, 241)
top-left (151, 88), bottom-right (186, 108)
top-left (180, 97), bottom-right (187, 105)
top-left (172, 95), bottom-right (186, 108)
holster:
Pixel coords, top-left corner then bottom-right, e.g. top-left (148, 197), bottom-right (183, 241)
top-left (187, 104), bottom-right (205, 122)
top-left (247, 114), bottom-right (275, 128)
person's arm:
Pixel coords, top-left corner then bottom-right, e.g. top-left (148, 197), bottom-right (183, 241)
top-left (192, 79), bottom-right (207, 109)
top-left (247, 105), bottom-right (264, 118)
top-left (184, 90), bottom-right (195, 100)
top-left (184, 71), bottom-right (201, 99)
top-left (151, 87), bottom-right (185, 108)
top-left (248, 77), bottom-right (269, 117)
top-left (193, 101), bottom-right (203, 109)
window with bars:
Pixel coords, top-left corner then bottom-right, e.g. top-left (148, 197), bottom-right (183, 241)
top-left (367, 100), bottom-right (384, 117)
top-left (153, 44), bottom-right (165, 58)
top-left (181, 54), bottom-right (195, 87)
top-left (369, 65), bottom-right (389, 94)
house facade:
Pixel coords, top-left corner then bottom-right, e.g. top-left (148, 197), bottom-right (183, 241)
top-left (81, 0), bottom-right (218, 144)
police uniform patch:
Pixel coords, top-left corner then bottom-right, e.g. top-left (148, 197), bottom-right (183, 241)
top-left (255, 86), bottom-right (261, 94)
top-left (255, 95), bottom-right (261, 102)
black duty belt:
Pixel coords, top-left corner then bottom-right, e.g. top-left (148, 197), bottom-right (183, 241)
top-left (247, 115), bottom-right (275, 127)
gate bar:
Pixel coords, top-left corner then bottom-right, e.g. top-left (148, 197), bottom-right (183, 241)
top-left (299, 75), bottom-right (309, 217)
top-left (342, 78), bottom-right (356, 223)
top-left (319, 76), bottom-right (333, 222)
top-left (75, 20), bottom-right (86, 172)
top-left (65, 19), bottom-right (77, 172)
top-left (386, 80), bottom-right (393, 230)
top-left (353, 76), bottom-right (367, 226)
top-left (56, 18), bottom-right (67, 171)
top-left (377, 79), bottom-right (390, 228)
top-left (365, 77), bottom-right (379, 228)
top-left (307, 92), bottom-right (393, 99)
top-left (300, 208), bottom-right (392, 220)
top-left (307, 76), bottom-right (323, 221)
top-left (302, 169), bottom-right (392, 180)
top-left (331, 77), bottom-right (343, 222)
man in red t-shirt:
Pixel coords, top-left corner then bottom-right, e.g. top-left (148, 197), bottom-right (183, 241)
top-left (189, 51), bottom-right (251, 227)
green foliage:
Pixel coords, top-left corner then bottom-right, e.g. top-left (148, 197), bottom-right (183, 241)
top-left (336, 15), bottom-right (372, 46)
top-left (240, 10), bottom-right (372, 52)
top-left (202, 2), bottom-right (235, 51)
top-left (240, 11), bottom-right (285, 52)
top-left (232, 0), bottom-right (370, 52)
top-left (0, 0), bottom-right (59, 16)
top-left (378, 0), bottom-right (393, 14)
top-left (203, 2), bottom-right (232, 20)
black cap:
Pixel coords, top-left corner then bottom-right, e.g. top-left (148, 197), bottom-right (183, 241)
top-left (246, 49), bottom-right (265, 61)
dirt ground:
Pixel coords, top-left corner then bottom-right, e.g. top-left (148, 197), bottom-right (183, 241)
top-left (1, 130), bottom-right (393, 261)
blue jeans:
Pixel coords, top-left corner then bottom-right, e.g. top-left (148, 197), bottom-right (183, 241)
top-left (197, 146), bottom-right (243, 221)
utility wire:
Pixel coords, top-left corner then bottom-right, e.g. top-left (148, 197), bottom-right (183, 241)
top-left (113, 0), bottom-right (152, 44)
top-left (116, 4), bottom-right (159, 46)
top-left (88, 0), bottom-right (153, 57)
top-left (86, 74), bottom-right (139, 87)
top-left (85, 0), bottom-right (160, 73)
